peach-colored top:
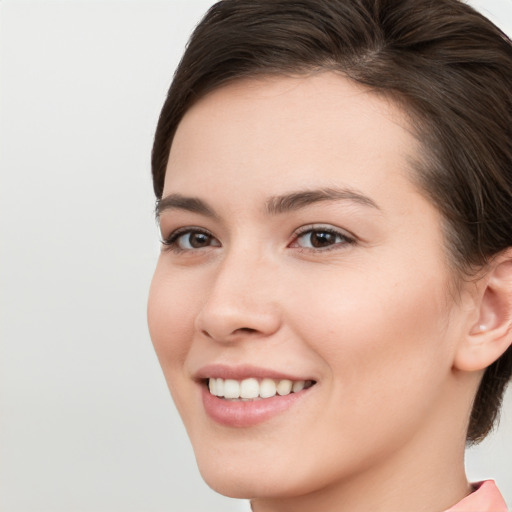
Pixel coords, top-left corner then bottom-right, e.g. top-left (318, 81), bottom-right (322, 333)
top-left (446, 481), bottom-right (508, 512)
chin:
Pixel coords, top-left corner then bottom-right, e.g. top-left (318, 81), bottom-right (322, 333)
top-left (199, 468), bottom-right (262, 499)
top-left (198, 466), bottom-right (304, 500)
top-left (192, 443), bottom-right (304, 499)
top-left (192, 438), bottom-right (348, 502)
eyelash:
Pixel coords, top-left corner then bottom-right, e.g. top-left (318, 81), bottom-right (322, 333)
top-left (161, 225), bottom-right (356, 254)
top-left (291, 225), bottom-right (356, 252)
top-left (161, 227), bottom-right (218, 253)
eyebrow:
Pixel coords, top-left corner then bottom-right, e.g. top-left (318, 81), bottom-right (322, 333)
top-left (155, 187), bottom-right (379, 219)
top-left (156, 194), bottom-right (218, 219)
top-left (265, 187), bottom-right (380, 214)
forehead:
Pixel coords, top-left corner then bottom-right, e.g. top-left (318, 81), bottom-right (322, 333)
top-left (164, 73), bottom-right (420, 199)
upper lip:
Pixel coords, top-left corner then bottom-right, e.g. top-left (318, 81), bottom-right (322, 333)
top-left (193, 364), bottom-right (315, 382)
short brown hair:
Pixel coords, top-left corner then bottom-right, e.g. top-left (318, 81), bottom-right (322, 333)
top-left (151, 0), bottom-right (512, 444)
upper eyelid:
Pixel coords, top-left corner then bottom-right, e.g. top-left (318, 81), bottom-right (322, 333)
top-left (162, 225), bottom-right (213, 237)
top-left (292, 224), bottom-right (355, 239)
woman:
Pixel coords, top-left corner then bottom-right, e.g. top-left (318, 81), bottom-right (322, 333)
top-left (147, 0), bottom-right (512, 510)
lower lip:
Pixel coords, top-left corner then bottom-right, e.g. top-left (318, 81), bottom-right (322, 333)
top-left (201, 384), bottom-right (311, 427)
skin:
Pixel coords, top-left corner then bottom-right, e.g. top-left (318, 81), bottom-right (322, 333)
top-left (147, 73), bottom-right (488, 512)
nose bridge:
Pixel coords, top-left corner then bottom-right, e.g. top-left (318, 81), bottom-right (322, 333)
top-left (195, 243), bottom-right (280, 342)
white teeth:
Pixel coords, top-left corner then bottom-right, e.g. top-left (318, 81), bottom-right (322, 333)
top-left (259, 378), bottom-right (277, 398)
top-left (223, 379), bottom-right (240, 399)
top-left (292, 380), bottom-right (305, 393)
top-left (207, 377), bottom-right (312, 400)
top-left (276, 379), bottom-right (293, 396)
top-left (240, 378), bottom-right (260, 399)
top-left (215, 378), bottom-right (224, 397)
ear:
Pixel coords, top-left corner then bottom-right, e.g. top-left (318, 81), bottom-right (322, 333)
top-left (454, 249), bottom-right (512, 372)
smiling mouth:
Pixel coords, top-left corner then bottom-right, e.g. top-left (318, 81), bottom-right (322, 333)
top-left (206, 377), bottom-right (316, 401)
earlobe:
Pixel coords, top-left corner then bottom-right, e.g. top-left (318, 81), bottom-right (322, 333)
top-left (454, 250), bottom-right (512, 372)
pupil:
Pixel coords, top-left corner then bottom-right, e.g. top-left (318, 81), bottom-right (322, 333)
top-left (190, 233), bottom-right (210, 248)
top-left (311, 232), bottom-right (334, 247)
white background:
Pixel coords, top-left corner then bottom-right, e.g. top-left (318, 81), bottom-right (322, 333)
top-left (0, 1), bottom-right (511, 511)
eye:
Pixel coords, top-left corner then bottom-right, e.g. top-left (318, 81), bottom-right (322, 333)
top-left (290, 226), bottom-right (355, 250)
top-left (162, 228), bottom-right (221, 252)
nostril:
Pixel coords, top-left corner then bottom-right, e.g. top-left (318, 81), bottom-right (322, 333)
top-left (237, 327), bottom-right (258, 334)
top-left (201, 326), bottom-right (260, 343)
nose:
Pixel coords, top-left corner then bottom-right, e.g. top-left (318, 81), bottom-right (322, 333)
top-left (194, 250), bottom-right (281, 343)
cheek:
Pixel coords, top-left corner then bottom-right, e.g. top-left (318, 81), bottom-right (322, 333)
top-left (147, 261), bottom-right (207, 426)
top-left (147, 261), bottom-right (197, 376)
top-left (290, 261), bottom-right (454, 424)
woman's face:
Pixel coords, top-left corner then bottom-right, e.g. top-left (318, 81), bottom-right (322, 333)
top-left (148, 74), bottom-right (471, 500)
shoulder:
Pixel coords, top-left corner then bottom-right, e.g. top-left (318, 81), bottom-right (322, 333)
top-left (445, 481), bottom-right (508, 512)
